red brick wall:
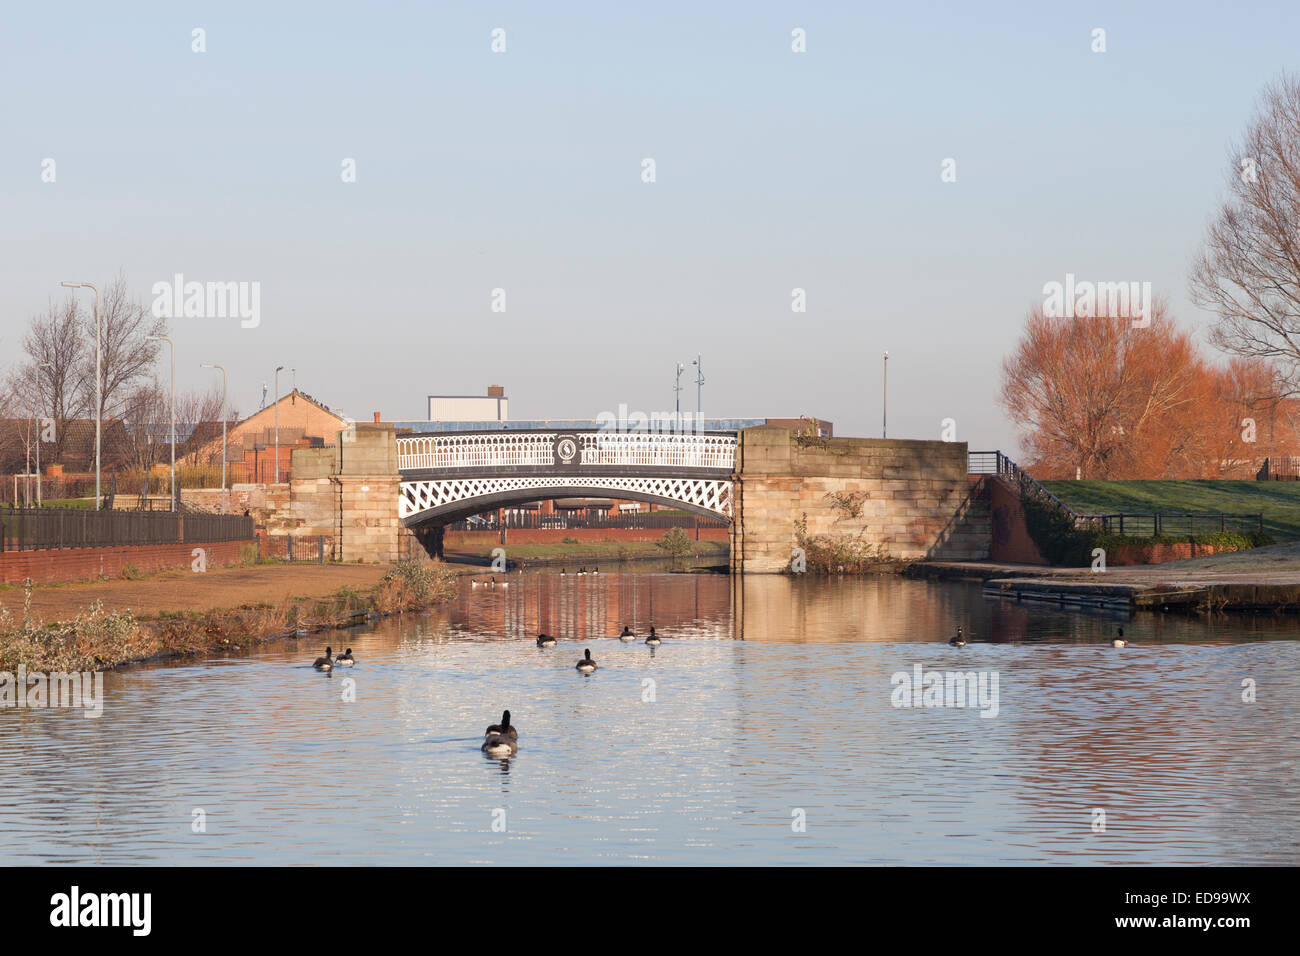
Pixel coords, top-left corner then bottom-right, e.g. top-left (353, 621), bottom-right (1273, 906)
top-left (0, 540), bottom-right (250, 585)
top-left (1108, 542), bottom-right (1235, 566)
top-left (445, 527), bottom-right (730, 548)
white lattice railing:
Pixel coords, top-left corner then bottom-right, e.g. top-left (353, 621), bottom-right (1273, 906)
top-left (397, 432), bottom-right (737, 472)
top-left (400, 475), bottom-right (733, 520)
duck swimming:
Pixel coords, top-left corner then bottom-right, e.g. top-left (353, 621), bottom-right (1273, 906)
top-left (645, 627), bottom-right (661, 646)
top-left (536, 633), bottom-right (557, 648)
top-left (485, 709), bottom-right (519, 741)
top-left (949, 627), bottom-right (967, 647)
top-left (313, 646), bottom-right (334, 671)
top-left (482, 710), bottom-right (519, 756)
top-left (334, 648), bottom-right (355, 666)
top-left (1112, 628), bottom-right (1127, 648)
top-left (576, 649), bottom-right (597, 673)
top-left (619, 626), bottom-right (635, 642)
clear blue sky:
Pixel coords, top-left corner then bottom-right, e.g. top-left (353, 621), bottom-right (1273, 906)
top-left (2, 1), bottom-right (1297, 453)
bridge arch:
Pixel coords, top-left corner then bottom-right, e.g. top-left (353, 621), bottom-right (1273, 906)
top-left (400, 476), bottom-right (733, 526)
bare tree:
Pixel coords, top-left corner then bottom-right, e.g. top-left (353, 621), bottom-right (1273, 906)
top-left (118, 378), bottom-right (171, 474)
top-left (78, 273), bottom-right (166, 424)
top-left (1191, 75), bottom-right (1300, 387)
top-left (18, 297), bottom-right (86, 464)
top-left (176, 385), bottom-right (231, 465)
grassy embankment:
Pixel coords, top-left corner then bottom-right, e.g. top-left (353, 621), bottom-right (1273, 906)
top-left (0, 560), bottom-right (458, 673)
top-left (1041, 480), bottom-right (1300, 540)
top-left (1020, 479), bottom-right (1291, 566)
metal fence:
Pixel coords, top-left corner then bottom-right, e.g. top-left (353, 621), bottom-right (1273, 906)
top-left (447, 512), bottom-right (725, 532)
top-left (1078, 512), bottom-right (1264, 538)
top-left (0, 508), bottom-right (255, 551)
top-left (968, 451), bottom-right (1263, 539)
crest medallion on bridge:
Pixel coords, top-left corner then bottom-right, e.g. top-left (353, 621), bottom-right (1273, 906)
top-left (553, 434), bottom-right (580, 468)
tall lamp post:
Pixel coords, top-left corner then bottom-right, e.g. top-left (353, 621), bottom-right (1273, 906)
top-left (35, 362), bottom-right (52, 507)
top-left (692, 354), bottom-right (704, 420)
top-left (201, 363), bottom-right (228, 514)
top-left (882, 351), bottom-right (889, 439)
top-left (150, 335), bottom-right (176, 510)
top-left (674, 362), bottom-right (685, 416)
top-left (60, 281), bottom-right (102, 508)
top-left (273, 365), bottom-right (284, 483)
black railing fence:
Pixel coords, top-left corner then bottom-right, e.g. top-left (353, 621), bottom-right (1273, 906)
top-left (968, 451), bottom-right (1263, 539)
top-left (0, 508), bottom-right (254, 552)
top-left (447, 512), bottom-right (725, 532)
top-left (1078, 512), bottom-right (1264, 537)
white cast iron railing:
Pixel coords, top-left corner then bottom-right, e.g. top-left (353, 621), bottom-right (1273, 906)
top-left (397, 432), bottom-right (738, 472)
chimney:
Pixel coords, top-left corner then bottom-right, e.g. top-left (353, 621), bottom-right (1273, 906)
top-left (373, 412), bottom-right (381, 423)
top-left (487, 384), bottom-right (504, 397)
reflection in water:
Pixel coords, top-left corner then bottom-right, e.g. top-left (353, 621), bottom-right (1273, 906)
top-left (0, 569), bottom-right (1296, 865)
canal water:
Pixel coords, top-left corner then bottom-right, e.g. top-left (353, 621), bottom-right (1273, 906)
top-left (2, 569), bottom-right (1297, 865)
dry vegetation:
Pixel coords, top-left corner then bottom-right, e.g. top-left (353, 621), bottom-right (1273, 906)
top-left (0, 560), bottom-right (458, 672)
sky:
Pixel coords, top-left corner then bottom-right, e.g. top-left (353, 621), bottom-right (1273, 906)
top-left (1, 0), bottom-right (1297, 456)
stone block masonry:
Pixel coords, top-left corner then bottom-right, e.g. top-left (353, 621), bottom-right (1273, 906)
top-left (181, 425), bottom-right (403, 564)
top-left (730, 427), bottom-right (990, 573)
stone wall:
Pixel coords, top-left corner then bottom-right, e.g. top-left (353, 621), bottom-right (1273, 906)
top-left (336, 424), bottom-right (401, 563)
top-left (178, 428), bottom-right (402, 564)
top-left (730, 427), bottom-right (990, 573)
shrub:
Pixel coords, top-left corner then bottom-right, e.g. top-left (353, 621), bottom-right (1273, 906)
top-left (656, 528), bottom-right (693, 557)
top-left (381, 559), bottom-right (457, 607)
top-left (0, 598), bottom-right (143, 672)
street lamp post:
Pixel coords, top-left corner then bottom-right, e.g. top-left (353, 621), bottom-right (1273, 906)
top-left (883, 351), bottom-right (889, 439)
top-left (35, 361), bottom-right (52, 507)
top-left (692, 355), bottom-right (704, 420)
top-left (150, 335), bottom-right (176, 510)
top-left (674, 362), bottom-right (685, 416)
top-left (274, 365), bottom-right (284, 483)
top-left (201, 363), bottom-right (228, 514)
top-left (60, 281), bottom-right (102, 508)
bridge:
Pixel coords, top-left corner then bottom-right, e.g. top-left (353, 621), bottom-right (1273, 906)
top-left (396, 430), bottom-right (738, 524)
top-left (272, 422), bottom-right (991, 572)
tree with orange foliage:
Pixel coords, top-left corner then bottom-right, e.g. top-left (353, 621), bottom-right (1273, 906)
top-left (999, 300), bottom-right (1220, 479)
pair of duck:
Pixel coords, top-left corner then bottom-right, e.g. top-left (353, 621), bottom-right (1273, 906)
top-left (471, 577), bottom-right (508, 589)
top-left (311, 647), bottom-right (355, 671)
top-left (945, 626), bottom-right (1130, 648)
top-left (622, 626), bottom-right (661, 646)
top-left (482, 709), bottom-right (519, 756)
